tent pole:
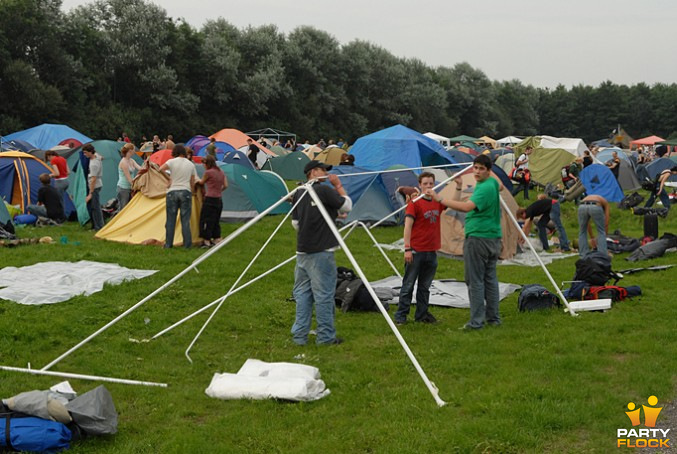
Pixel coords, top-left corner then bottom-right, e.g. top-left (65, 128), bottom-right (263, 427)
top-left (39, 187), bottom-right (301, 372)
top-left (370, 163), bottom-right (473, 228)
top-left (498, 195), bottom-right (577, 316)
top-left (182, 189), bottom-right (308, 362)
top-left (0, 365), bottom-right (167, 388)
top-left (305, 184), bottom-right (446, 407)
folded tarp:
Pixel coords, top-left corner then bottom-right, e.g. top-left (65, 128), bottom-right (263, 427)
top-left (205, 359), bottom-right (330, 402)
top-left (0, 260), bottom-right (157, 305)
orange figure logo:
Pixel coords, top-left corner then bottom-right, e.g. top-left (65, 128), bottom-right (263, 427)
top-left (625, 396), bottom-right (663, 427)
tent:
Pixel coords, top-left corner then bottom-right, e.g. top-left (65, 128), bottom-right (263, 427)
top-left (0, 151), bottom-right (54, 212)
top-left (477, 136), bottom-right (497, 149)
top-left (220, 150), bottom-right (256, 170)
top-left (496, 136), bottom-right (522, 147)
top-left (1, 138), bottom-right (36, 152)
top-left (149, 149), bottom-right (173, 166)
top-left (28, 147), bottom-right (78, 162)
top-left (448, 135), bottom-right (479, 143)
top-left (348, 124), bottom-right (455, 171)
top-left (314, 146), bottom-right (346, 166)
top-left (3, 124), bottom-right (92, 150)
top-left (423, 132), bottom-right (452, 148)
top-left (539, 135), bottom-right (588, 157)
top-left (95, 164), bottom-right (202, 246)
top-left (438, 172), bottom-right (520, 259)
top-left (526, 147), bottom-right (577, 186)
top-left (0, 198), bottom-right (11, 226)
top-left (630, 135), bottom-right (665, 149)
top-left (185, 135), bottom-right (212, 153)
top-left (270, 145), bottom-right (290, 156)
top-left (445, 149), bottom-right (474, 164)
top-left (68, 140), bottom-right (143, 206)
top-left (210, 129), bottom-right (275, 157)
top-left (194, 163), bottom-right (290, 222)
top-left (494, 153), bottom-right (516, 175)
top-left (579, 164), bottom-right (623, 202)
top-left (636, 158), bottom-right (677, 184)
top-left (328, 166), bottom-right (418, 226)
top-left (196, 141), bottom-right (236, 159)
top-left (262, 153), bottom-right (311, 181)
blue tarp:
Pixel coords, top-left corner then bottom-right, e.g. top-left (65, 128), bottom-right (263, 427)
top-left (348, 124), bottom-right (455, 171)
top-left (580, 164), bottom-right (623, 202)
top-left (636, 157), bottom-right (677, 183)
top-left (3, 123), bottom-right (92, 150)
top-left (0, 138), bottom-right (36, 152)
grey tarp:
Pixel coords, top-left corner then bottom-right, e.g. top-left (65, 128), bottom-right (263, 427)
top-left (66, 386), bottom-right (118, 435)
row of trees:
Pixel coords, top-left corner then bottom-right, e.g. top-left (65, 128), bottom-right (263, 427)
top-left (2, 0), bottom-right (677, 145)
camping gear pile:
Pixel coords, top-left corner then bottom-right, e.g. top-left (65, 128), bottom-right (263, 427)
top-left (1, 382), bottom-right (117, 452)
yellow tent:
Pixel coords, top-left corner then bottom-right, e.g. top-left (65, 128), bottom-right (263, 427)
top-left (95, 193), bottom-right (202, 246)
top-left (477, 136), bottom-right (497, 149)
top-left (314, 146), bottom-right (346, 165)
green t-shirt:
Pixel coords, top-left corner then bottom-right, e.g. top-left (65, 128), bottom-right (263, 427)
top-left (465, 177), bottom-right (502, 238)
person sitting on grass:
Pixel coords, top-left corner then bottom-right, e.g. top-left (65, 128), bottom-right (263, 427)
top-left (27, 173), bottom-right (66, 224)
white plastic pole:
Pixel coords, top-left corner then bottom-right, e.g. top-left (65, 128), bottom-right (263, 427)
top-left (331, 162), bottom-right (467, 179)
top-left (498, 195), bottom-right (577, 316)
top-left (306, 184), bottom-right (446, 407)
top-left (183, 189), bottom-right (308, 362)
top-left (40, 187), bottom-right (302, 372)
top-left (0, 365), bottom-right (167, 387)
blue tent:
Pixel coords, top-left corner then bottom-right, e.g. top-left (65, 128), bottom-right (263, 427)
top-left (348, 124), bottom-right (455, 171)
top-left (445, 149), bottom-right (474, 163)
top-left (580, 164), bottom-right (623, 202)
top-left (596, 147), bottom-right (632, 165)
top-left (196, 140), bottom-right (236, 159)
top-left (1, 138), bottom-right (36, 152)
top-left (220, 150), bottom-right (256, 169)
top-left (3, 124), bottom-right (92, 150)
top-left (0, 151), bottom-right (54, 213)
top-left (636, 157), bottom-right (677, 184)
top-left (591, 139), bottom-right (614, 148)
top-left (328, 166), bottom-right (419, 225)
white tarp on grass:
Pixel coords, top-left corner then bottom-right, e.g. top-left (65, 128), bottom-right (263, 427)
top-left (0, 260), bottom-right (157, 305)
top-left (206, 359), bottom-right (330, 402)
top-left (370, 276), bottom-right (521, 309)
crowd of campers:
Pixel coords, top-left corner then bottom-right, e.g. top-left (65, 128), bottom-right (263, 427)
top-left (1, 124), bottom-right (676, 332)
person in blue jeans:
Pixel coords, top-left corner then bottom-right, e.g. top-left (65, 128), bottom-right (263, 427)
top-left (291, 161), bottom-right (352, 345)
top-left (160, 145), bottom-right (197, 248)
top-left (82, 144), bottom-right (104, 231)
top-left (578, 195), bottom-right (609, 257)
top-left (517, 195), bottom-right (571, 252)
top-left (645, 166), bottom-right (677, 210)
top-left (394, 172), bottom-right (446, 325)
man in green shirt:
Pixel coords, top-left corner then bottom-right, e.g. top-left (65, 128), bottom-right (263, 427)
top-left (426, 154), bottom-right (503, 329)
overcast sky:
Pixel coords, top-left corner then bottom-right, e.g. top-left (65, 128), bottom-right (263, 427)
top-left (61, 0), bottom-right (676, 88)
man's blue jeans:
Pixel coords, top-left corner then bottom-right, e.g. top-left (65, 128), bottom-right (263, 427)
top-left (578, 203), bottom-right (606, 257)
top-left (645, 189), bottom-right (671, 210)
top-left (292, 251), bottom-right (337, 345)
top-left (394, 251), bottom-right (438, 322)
top-left (165, 190), bottom-right (192, 248)
top-left (464, 237), bottom-right (501, 329)
top-left (88, 187), bottom-right (104, 230)
top-left (537, 201), bottom-right (570, 251)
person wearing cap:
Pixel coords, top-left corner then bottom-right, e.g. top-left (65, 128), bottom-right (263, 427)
top-left (290, 160), bottom-right (352, 345)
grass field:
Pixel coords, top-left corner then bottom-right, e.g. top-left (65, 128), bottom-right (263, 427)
top-left (1, 196), bottom-right (676, 453)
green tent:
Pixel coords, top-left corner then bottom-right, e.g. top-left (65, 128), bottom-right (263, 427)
top-left (262, 153), bottom-right (310, 181)
top-left (270, 145), bottom-right (290, 156)
top-left (528, 148), bottom-right (576, 186)
top-left (448, 135), bottom-right (479, 143)
top-left (513, 136), bottom-right (541, 155)
top-left (196, 163), bottom-right (290, 222)
top-left (0, 199), bottom-right (12, 226)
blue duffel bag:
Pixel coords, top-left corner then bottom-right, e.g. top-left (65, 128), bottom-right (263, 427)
top-left (0, 411), bottom-right (72, 453)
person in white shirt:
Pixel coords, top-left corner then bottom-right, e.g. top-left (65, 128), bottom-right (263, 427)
top-left (159, 145), bottom-right (198, 248)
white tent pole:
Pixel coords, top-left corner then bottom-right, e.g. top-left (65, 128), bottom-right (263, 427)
top-left (0, 365), bottom-right (167, 388)
top-left (331, 162), bottom-right (467, 179)
top-left (40, 187), bottom-right (301, 372)
top-left (370, 163), bottom-right (473, 228)
top-left (150, 255), bottom-right (297, 340)
top-left (305, 184), bottom-right (446, 407)
top-left (498, 195), bottom-right (577, 316)
top-left (182, 189), bottom-right (309, 362)
top-left (352, 221), bottom-right (402, 278)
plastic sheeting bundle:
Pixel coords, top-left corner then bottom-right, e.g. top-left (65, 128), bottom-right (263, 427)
top-left (205, 359), bottom-right (330, 402)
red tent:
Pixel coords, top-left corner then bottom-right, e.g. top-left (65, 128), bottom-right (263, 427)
top-left (630, 135), bottom-right (665, 147)
top-left (149, 149), bottom-right (173, 166)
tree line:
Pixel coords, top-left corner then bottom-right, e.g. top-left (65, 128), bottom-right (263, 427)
top-left (2, 0), bottom-right (676, 145)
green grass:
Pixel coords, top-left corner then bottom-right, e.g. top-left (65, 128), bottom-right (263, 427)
top-left (1, 197), bottom-right (676, 453)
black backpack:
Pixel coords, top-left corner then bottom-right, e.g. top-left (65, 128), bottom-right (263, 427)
top-left (617, 192), bottom-right (644, 210)
top-left (574, 251), bottom-right (619, 285)
top-left (606, 234), bottom-right (640, 254)
top-left (518, 284), bottom-right (561, 312)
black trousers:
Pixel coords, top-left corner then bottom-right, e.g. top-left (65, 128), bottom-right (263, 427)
top-left (200, 196), bottom-right (222, 240)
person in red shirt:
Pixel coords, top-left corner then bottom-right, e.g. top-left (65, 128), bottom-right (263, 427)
top-left (196, 155), bottom-right (227, 248)
top-left (45, 150), bottom-right (70, 202)
top-left (393, 172), bottom-right (445, 325)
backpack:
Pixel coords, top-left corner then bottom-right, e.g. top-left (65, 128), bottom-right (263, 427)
top-left (517, 284), bottom-right (561, 312)
top-left (335, 267), bottom-right (385, 312)
top-left (617, 192), bottom-right (644, 210)
top-left (585, 285), bottom-right (629, 302)
top-left (573, 251), bottom-right (619, 285)
top-left (606, 234), bottom-right (640, 254)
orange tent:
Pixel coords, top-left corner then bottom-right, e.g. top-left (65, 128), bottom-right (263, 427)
top-left (630, 135), bottom-right (665, 148)
top-left (149, 149), bottom-right (174, 166)
top-left (209, 129), bottom-right (275, 156)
